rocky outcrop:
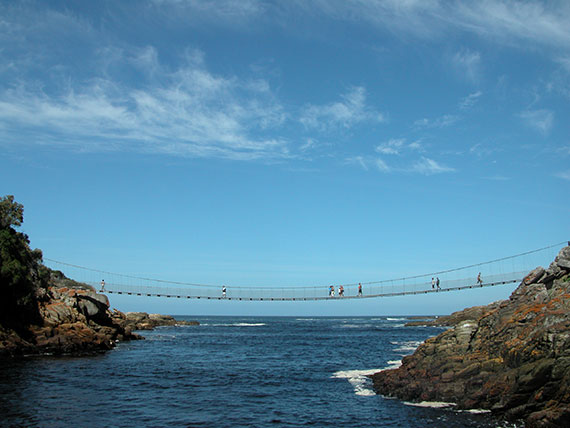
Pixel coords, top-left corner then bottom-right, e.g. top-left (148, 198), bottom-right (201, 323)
top-left (405, 302), bottom-right (503, 327)
top-left (116, 312), bottom-right (199, 331)
top-left (0, 272), bottom-right (200, 357)
top-left (0, 281), bottom-right (143, 357)
top-left (0, 197), bottom-right (197, 358)
top-left (372, 246), bottom-right (570, 427)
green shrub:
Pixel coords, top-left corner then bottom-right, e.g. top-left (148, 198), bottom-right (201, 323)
top-left (0, 195), bottom-right (48, 331)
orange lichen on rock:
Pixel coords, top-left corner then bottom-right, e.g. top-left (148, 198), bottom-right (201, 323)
top-left (372, 246), bottom-right (570, 428)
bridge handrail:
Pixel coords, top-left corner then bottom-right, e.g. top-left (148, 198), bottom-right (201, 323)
top-left (44, 240), bottom-right (567, 290)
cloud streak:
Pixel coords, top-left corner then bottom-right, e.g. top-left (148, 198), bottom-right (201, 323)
top-left (519, 109), bottom-right (554, 135)
top-left (459, 91), bottom-right (483, 109)
top-left (300, 87), bottom-right (386, 130)
top-left (346, 154), bottom-right (454, 176)
top-left (452, 49), bottom-right (482, 82)
top-left (0, 50), bottom-right (289, 160)
top-left (147, 0), bottom-right (570, 52)
top-left (296, 1), bottom-right (570, 50)
top-left (411, 157), bottom-right (455, 175)
top-left (375, 138), bottom-right (423, 155)
top-left (414, 114), bottom-right (458, 129)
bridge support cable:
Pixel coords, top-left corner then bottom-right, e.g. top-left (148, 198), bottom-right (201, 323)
top-left (43, 241), bottom-right (567, 302)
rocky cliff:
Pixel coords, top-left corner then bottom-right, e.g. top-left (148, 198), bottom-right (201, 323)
top-left (372, 246), bottom-right (570, 427)
top-left (0, 273), bottom-right (141, 357)
top-left (0, 196), bottom-right (198, 358)
top-left (0, 272), bottom-right (199, 357)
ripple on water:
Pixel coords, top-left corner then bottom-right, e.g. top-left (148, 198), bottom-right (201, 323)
top-left (0, 317), bottom-right (503, 428)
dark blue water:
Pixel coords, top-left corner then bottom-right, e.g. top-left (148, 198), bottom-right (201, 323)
top-left (0, 317), bottom-right (518, 427)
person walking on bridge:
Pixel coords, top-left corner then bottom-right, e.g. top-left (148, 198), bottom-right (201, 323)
top-left (222, 285), bottom-right (227, 298)
top-left (358, 283), bottom-right (362, 297)
top-left (100, 279), bottom-right (105, 292)
top-left (436, 277), bottom-right (440, 290)
top-left (431, 277), bottom-right (435, 289)
top-left (477, 273), bottom-right (483, 286)
top-left (339, 285), bottom-right (344, 297)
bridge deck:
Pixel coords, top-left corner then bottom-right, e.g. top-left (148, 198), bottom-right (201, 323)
top-left (103, 278), bottom-right (521, 301)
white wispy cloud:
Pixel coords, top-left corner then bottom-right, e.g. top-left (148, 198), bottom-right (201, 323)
top-left (375, 157), bottom-right (391, 172)
top-left (300, 138), bottom-right (317, 152)
top-left (346, 155), bottom-right (391, 172)
top-left (375, 138), bottom-right (423, 155)
top-left (375, 138), bottom-right (405, 155)
top-left (450, 0), bottom-right (570, 49)
top-left (295, 1), bottom-right (570, 50)
top-left (300, 86), bottom-right (386, 130)
top-left (469, 143), bottom-right (501, 158)
top-left (555, 170), bottom-right (570, 180)
top-left (411, 157), bottom-right (455, 175)
top-left (148, 0), bottom-right (264, 27)
top-left (346, 155), bottom-right (369, 171)
top-left (546, 57), bottom-right (570, 99)
top-left (346, 154), bottom-right (453, 175)
top-left (0, 49), bottom-right (289, 160)
top-left (452, 49), bottom-right (481, 82)
top-left (556, 56), bottom-right (570, 72)
top-left (154, 0), bottom-right (570, 52)
top-left (459, 91), bottom-right (482, 109)
top-left (414, 114), bottom-right (458, 128)
top-left (519, 109), bottom-right (554, 135)
top-left (558, 145), bottom-right (570, 156)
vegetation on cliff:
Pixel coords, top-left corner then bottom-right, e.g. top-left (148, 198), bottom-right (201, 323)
top-left (0, 195), bottom-right (49, 334)
top-left (0, 195), bottom-right (198, 357)
top-left (0, 195), bottom-right (139, 356)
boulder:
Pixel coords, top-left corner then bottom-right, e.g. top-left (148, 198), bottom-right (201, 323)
top-left (77, 293), bottom-right (110, 322)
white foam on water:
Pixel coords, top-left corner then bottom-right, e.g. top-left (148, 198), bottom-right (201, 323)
top-left (340, 324), bottom-right (372, 328)
top-left (331, 368), bottom-right (383, 397)
top-left (332, 361), bottom-right (404, 397)
top-left (458, 409), bottom-right (492, 414)
top-left (386, 317), bottom-right (406, 321)
top-left (403, 401), bottom-right (456, 409)
top-left (392, 340), bottom-right (423, 354)
top-left (232, 323), bottom-right (266, 326)
top-left (200, 323), bottom-right (266, 327)
top-left (386, 360), bottom-right (402, 369)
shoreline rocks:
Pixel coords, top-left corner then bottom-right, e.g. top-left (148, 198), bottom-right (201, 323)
top-left (404, 303), bottom-right (503, 327)
top-left (0, 275), bottom-right (199, 358)
top-left (372, 246), bottom-right (570, 427)
top-left (0, 284), bottom-right (142, 357)
top-left (117, 312), bottom-right (199, 331)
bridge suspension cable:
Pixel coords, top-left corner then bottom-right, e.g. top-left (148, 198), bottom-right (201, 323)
top-left (43, 241), bottom-right (567, 301)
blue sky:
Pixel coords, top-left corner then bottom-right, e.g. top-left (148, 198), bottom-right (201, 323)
top-left (1, 0), bottom-right (569, 316)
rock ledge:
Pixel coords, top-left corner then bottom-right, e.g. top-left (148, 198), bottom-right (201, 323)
top-left (372, 246), bottom-right (570, 427)
top-left (1, 275), bottom-right (199, 357)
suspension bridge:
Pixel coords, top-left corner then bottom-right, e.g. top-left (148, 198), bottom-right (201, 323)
top-left (44, 241), bottom-right (568, 302)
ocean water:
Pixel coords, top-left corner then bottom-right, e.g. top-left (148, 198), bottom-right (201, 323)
top-left (0, 317), bottom-right (519, 428)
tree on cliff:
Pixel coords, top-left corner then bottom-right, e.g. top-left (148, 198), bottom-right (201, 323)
top-left (0, 195), bottom-right (48, 331)
top-left (0, 195), bottom-right (23, 229)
